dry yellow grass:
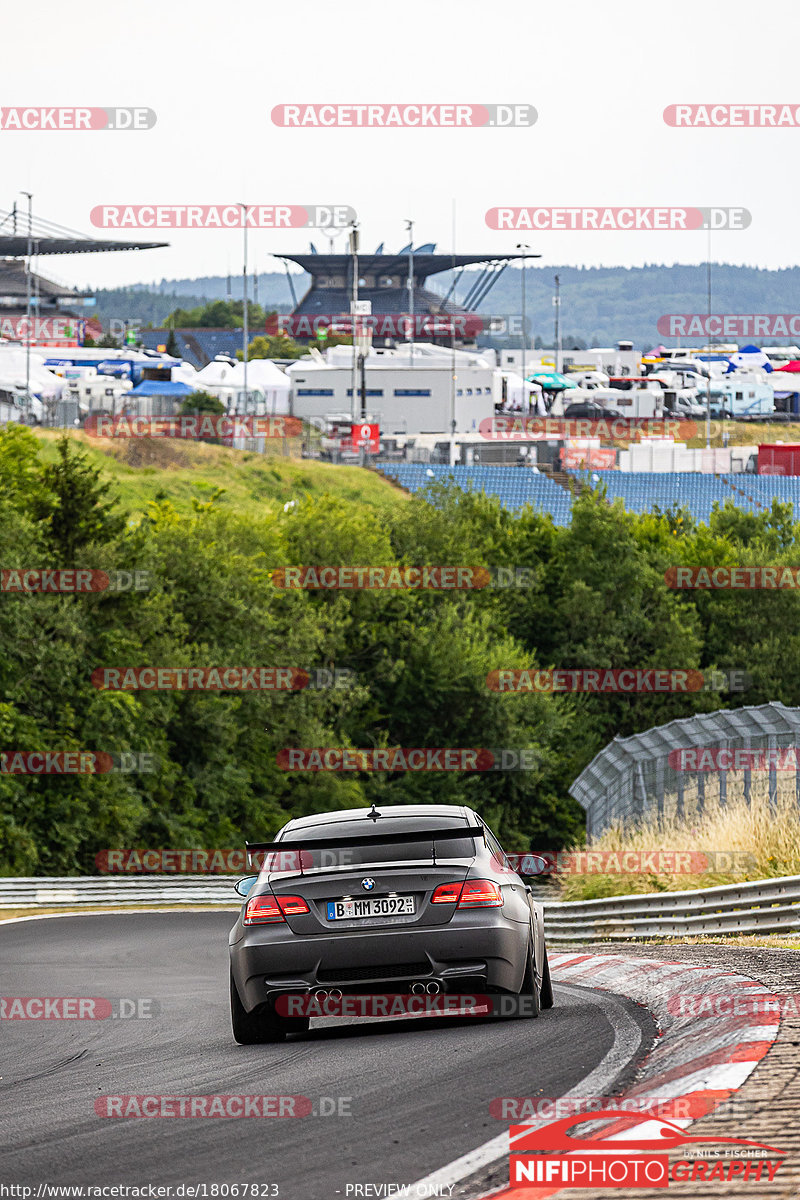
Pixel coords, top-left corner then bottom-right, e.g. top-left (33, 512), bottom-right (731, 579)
top-left (559, 786), bottom-right (800, 900)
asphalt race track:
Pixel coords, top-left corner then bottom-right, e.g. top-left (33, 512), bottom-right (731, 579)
top-left (0, 914), bottom-right (655, 1199)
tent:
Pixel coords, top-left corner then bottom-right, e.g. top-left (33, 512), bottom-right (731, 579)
top-left (724, 345), bottom-right (773, 374)
top-left (126, 380), bottom-right (197, 397)
top-left (502, 372), bottom-right (545, 413)
top-left (194, 358), bottom-right (291, 414)
top-left (0, 347), bottom-right (64, 399)
top-left (775, 360), bottom-right (800, 373)
top-left (527, 370), bottom-right (578, 391)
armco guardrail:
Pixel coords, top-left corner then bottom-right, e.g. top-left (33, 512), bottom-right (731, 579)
top-left (0, 876), bottom-right (241, 908)
top-left (1, 874), bottom-right (799, 938)
top-left (542, 873), bottom-right (800, 940)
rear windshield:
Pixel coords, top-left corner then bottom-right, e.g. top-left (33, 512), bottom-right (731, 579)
top-left (256, 828), bottom-right (476, 876)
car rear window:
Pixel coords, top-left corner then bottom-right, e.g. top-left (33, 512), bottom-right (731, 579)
top-left (257, 826), bottom-right (477, 875)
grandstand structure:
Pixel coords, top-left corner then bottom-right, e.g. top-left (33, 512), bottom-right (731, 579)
top-left (278, 245), bottom-right (532, 346)
top-left (567, 469), bottom-right (800, 521)
top-left (570, 702), bottom-right (800, 837)
top-left (375, 463), bottom-right (575, 525)
top-left (375, 462), bottom-right (800, 526)
top-left (0, 206), bottom-right (167, 349)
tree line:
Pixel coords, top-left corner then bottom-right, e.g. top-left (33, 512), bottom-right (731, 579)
top-left (2, 425), bottom-right (800, 873)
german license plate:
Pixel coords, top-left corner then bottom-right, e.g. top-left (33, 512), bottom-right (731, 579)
top-left (326, 895), bottom-right (415, 920)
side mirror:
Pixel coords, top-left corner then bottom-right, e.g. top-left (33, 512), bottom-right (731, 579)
top-left (234, 875), bottom-right (258, 897)
top-left (520, 854), bottom-right (548, 877)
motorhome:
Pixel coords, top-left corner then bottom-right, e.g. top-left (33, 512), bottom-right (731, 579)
top-left (706, 378), bottom-right (775, 418)
top-left (550, 385), bottom-right (665, 419)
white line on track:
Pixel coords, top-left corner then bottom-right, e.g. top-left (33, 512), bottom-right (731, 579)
top-left (407, 981), bottom-right (648, 1195)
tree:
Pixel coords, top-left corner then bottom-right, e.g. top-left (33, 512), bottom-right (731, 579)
top-left (178, 391), bottom-right (225, 416)
top-left (237, 334), bottom-right (305, 361)
top-left (32, 437), bottom-right (126, 563)
top-left (167, 299), bottom-right (266, 330)
top-left (165, 328), bottom-right (180, 357)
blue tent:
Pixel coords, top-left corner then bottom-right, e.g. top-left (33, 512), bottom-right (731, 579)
top-left (126, 380), bottom-right (197, 397)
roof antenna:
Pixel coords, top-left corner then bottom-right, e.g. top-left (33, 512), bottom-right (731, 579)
top-left (368, 803), bottom-right (382, 822)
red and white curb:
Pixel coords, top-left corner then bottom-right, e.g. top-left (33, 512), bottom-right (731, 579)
top-left (411, 951), bottom-right (781, 1199)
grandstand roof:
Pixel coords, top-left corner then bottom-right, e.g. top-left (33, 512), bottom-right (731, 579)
top-left (0, 209), bottom-right (167, 256)
top-left (282, 251), bottom-right (537, 281)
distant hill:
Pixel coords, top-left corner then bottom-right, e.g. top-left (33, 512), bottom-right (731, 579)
top-left (90, 263), bottom-right (800, 349)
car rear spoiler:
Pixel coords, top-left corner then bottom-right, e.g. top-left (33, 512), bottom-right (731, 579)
top-left (245, 824), bottom-right (486, 869)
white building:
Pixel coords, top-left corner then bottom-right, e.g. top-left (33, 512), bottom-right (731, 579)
top-left (286, 342), bottom-right (499, 436)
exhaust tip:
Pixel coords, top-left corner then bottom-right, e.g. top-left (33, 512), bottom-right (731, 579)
top-left (425, 981), bottom-right (441, 994)
top-left (410, 982), bottom-right (426, 994)
top-left (312, 988), bottom-right (329, 1001)
top-left (328, 988), bottom-right (343, 1000)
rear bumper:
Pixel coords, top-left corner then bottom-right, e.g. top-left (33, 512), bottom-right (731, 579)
top-left (229, 913), bottom-right (527, 1012)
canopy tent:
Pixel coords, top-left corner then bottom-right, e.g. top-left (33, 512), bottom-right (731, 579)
top-left (724, 345), bottom-right (773, 374)
top-left (502, 371), bottom-right (546, 414)
top-left (170, 363), bottom-right (201, 389)
top-left (527, 370), bottom-right (578, 391)
top-left (126, 380), bottom-right (197, 397)
top-left (0, 348), bottom-right (64, 398)
top-left (194, 358), bottom-right (291, 414)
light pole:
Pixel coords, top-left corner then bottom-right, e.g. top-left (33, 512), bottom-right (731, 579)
top-left (706, 229), bottom-right (712, 449)
top-left (240, 203), bottom-right (249, 413)
top-left (516, 243), bottom-right (530, 410)
top-left (553, 274), bottom-right (561, 374)
top-left (349, 222), bottom-right (359, 424)
top-left (20, 192), bottom-right (32, 414)
top-left (405, 219), bottom-right (414, 365)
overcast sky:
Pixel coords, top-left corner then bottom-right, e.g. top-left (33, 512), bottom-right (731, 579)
top-left (4, 0), bottom-right (799, 291)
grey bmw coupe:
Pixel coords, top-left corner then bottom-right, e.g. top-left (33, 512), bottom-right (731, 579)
top-left (229, 803), bottom-right (553, 1043)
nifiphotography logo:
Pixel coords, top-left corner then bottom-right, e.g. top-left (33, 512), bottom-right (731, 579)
top-left (509, 1110), bottom-right (785, 1188)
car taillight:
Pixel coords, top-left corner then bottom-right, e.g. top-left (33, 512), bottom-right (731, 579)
top-left (431, 882), bottom-right (463, 904)
top-left (244, 893), bottom-right (310, 923)
top-left (431, 879), bottom-right (503, 907)
top-left (244, 894), bottom-right (284, 924)
top-left (277, 895), bottom-right (310, 916)
top-left (459, 879), bottom-right (503, 907)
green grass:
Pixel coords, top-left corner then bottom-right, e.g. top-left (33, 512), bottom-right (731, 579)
top-left (682, 420), bottom-right (798, 449)
top-left (33, 429), bottom-right (406, 520)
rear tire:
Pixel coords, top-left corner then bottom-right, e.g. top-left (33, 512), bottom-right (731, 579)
top-left (540, 945), bottom-right (554, 1009)
top-left (497, 939), bottom-right (540, 1020)
top-left (230, 971), bottom-right (309, 1044)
